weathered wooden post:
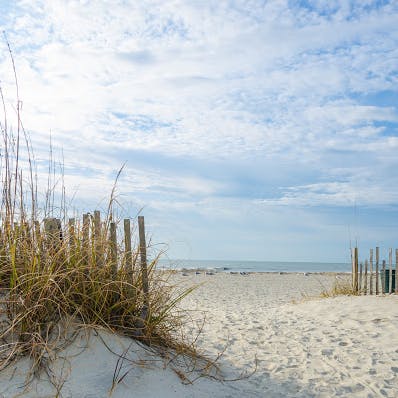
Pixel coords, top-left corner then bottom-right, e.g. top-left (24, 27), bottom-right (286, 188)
top-left (359, 263), bottom-right (363, 293)
top-left (364, 260), bottom-right (369, 295)
top-left (44, 218), bottom-right (62, 250)
top-left (369, 249), bottom-right (373, 295)
top-left (123, 219), bottom-right (133, 280)
top-left (43, 218), bottom-right (63, 270)
top-left (138, 216), bottom-right (149, 321)
top-left (381, 260), bottom-right (386, 294)
top-left (395, 248), bottom-right (398, 295)
top-left (351, 247), bottom-right (355, 289)
top-left (354, 247), bottom-right (359, 293)
top-left (375, 247), bottom-right (379, 295)
top-left (389, 248), bottom-right (393, 294)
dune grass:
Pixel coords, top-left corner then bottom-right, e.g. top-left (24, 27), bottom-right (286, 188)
top-left (0, 47), bottom-right (209, 392)
top-left (319, 278), bottom-right (358, 298)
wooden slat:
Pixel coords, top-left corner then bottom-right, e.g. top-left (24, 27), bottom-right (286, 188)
top-left (351, 247), bottom-right (355, 289)
top-left (354, 247), bottom-right (359, 293)
top-left (359, 263), bottom-right (363, 293)
top-left (94, 211), bottom-right (101, 240)
top-left (369, 249), bottom-right (373, 295)
top-left (123, 219), bottom-right (133, 279)
top-left (375, 247), bottom-right (379, 295)
top-left (364, 260), bottom-right (368, 295)
top-left (57, 219), bottom-right (63, 242)
top-left (44, 218), bottom-right (57, 236)
top-left (381, 260), bottom-right (386, 294)
top-left (395, 249), bottom-right (398, 295)
top-left (389, 248), bottom-right (393, 294)
top-left (44, 217), bottom-right (62, 250)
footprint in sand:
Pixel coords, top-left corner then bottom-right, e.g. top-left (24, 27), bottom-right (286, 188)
top-left (321, 348), bottom-right (334, 357)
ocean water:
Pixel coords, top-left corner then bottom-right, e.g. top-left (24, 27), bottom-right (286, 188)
top-left (157, 259), bottom-right (351, 273)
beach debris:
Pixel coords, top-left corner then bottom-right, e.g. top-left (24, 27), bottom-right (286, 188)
top-left (205, 272), bottom-right (215, 275)
top-left (182, 273), bottom-right (188, 276)
top-left (240, 272), bottom-right (248, 276)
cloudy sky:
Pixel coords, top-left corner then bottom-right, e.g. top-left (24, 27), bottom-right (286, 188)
top-left (1, 0), bottom-right (397, 262)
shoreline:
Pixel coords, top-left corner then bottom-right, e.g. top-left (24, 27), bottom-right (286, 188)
top-left (157, 259), bottom-right (352, 274)
top-left (160, 268), bottom-right (352, 275)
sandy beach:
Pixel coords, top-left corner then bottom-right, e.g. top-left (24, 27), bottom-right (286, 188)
top-left (175, 272), bottom-right (398, 397)
top-left (1, 272), bottom-right (397, 397)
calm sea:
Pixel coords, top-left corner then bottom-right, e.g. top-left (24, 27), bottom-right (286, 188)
top-left (157, 259), bottom-right (351, 273)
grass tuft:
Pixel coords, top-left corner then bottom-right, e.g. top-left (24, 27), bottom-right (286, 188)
top-left (319, 279), bottom-right (358, 298)
top-left (0, 43), bottom-right (214, 394)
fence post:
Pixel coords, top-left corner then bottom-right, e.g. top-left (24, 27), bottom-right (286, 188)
top-left (359, 263), bottom-right (363, 293)
top-left (389, 248), bottom-right (393, 294)
top-left (375, 247), bottom-right (379, 295)
top-left (369, 249), bottom-right (373, 295)
top-left (138, 216), bottom-right (149, 321)
top-left (381, 260), bottom-right (386, 294)
top-left (352, 247), bottom-right (358, 292)
top-left (44, 218), bottom-right (62, 250)
top-left (123, 219), bottom-right (133, 280)
top-left (364, 260), bottom-right (368, 295)
top-left (351, 247), bottom-right (354, 288)
top-left (395, 249), bottom-right (398, 295)
top-left (354, 247), bottom-right (359, 293)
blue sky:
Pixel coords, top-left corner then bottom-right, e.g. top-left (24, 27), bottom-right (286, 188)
top-left (0, 0), bottom-right (397, 262)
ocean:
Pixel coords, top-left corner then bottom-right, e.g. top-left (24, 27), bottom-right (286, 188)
top-left (157, 259), bottom-right (351, 273)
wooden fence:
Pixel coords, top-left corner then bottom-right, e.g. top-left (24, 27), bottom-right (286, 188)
top-left (351, 247), bottom-right (397, 295)
top-left (42, 211), bottom-right (149, 295)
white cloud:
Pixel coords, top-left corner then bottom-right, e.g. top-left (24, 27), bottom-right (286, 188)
top-left (0, 0), bottom-right (397, 261)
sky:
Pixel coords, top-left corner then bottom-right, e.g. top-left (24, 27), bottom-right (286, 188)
top-left (0, 0), bottom-right (397, 263)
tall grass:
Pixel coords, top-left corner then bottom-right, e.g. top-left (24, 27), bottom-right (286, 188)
top-left (0, 44), bottom-right (203, 388)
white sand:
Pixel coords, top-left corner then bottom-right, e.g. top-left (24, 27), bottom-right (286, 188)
top-left (176, 272), bottom-right (398, 397)
top-left (1, 272), bottom-right (397, 397)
